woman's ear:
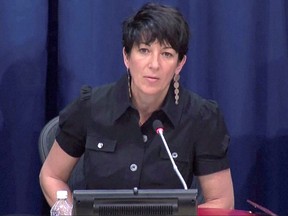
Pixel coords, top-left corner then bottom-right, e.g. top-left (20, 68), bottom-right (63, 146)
top-left (123, 47), bottom-right (129, 68)
top-left (175, 55), bottom-right (187, 75)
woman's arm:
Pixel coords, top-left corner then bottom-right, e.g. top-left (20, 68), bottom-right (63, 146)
top-left (39, 140), bottom-right (79, 206)
top-left (198, 168), bottom-right (234, 209)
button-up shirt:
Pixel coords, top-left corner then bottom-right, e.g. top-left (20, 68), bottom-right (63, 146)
top-left (56, 74), bottom-right (230, 189)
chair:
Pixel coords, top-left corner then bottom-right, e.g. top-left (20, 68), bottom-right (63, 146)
top-left (38, 116), bottom-right (59, 162)
top-left (38, 116), bottom-right (203, 203)
top-left (38, 116), bottom-right (85, 190)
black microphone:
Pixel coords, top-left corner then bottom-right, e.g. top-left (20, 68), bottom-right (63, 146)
top-left (153, 120), bottom-right (188, 190)
top-left (153, 119), bottom-right (164, 134)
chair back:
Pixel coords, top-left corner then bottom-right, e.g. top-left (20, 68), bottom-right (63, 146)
top-left (39, 116), bottom-right (59, 162)
top-left (38, 116), bottom-right (85, 190)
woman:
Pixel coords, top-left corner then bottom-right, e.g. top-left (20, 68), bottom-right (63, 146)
top-left (39, 2), bottom-right (234, 209)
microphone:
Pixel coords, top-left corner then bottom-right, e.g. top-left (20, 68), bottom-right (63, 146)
top-left (153, 120), bottom-right (188, 190)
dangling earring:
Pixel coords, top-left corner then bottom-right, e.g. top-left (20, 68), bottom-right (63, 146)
top-left (127, 68), bottom-right (132, 98)
top-left (174, 74), bottom-right (180, 105)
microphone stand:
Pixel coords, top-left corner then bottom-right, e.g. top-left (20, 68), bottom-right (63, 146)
top-left (156, 127), bottom-right (188, 190)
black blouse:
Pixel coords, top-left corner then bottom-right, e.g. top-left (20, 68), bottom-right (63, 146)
top-left (56, 74), bottom-right (230, 189)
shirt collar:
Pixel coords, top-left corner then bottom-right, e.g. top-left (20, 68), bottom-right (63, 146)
top-left (160, 82), bottom-right (184, 128)
top-left (112, 74), bottom-right (132, 122)
top-left (112, 74), bottom-right (184, 128)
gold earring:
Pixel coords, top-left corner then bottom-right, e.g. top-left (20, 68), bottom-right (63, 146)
top-left (127, 69), bottom-right (132, 98)
top-left (174, 74), bottom-right (180, 105)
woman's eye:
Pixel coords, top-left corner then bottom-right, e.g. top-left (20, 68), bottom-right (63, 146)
top-left (162, 52), bottom-right (173, 58)
top-left (139, 48), bottom-right (149, 54)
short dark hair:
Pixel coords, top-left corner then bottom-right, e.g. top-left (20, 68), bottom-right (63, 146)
top-left (122, 3), bottom-right (190, 61)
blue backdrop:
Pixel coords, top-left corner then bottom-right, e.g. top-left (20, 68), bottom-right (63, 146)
top-left (0, 0), bottom-right (287, 215)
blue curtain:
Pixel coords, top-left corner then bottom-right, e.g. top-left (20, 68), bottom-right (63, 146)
top-left (0, 0), bottom-right (287, 215)
top-left (0, 0), bottom-right (47, 214)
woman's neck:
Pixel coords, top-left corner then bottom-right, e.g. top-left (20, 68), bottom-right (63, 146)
top-left (132, 92), bottom-right (164, 126)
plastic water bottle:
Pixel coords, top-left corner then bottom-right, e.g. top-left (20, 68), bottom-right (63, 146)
top-left (50, 190), bottom-right (72, 216)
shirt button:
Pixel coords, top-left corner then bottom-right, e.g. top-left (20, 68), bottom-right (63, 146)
top-left (172, 152), bottom-right (178, 159)
top-left (97, 142), bottom-right (104, 149)
top-left (130, 164), bottom-right (138, 172)
top-left (143, 135), bottom-right (148, 143)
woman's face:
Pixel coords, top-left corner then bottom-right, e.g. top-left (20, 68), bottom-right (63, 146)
top-left (123, 41), bottom-right (186, 99)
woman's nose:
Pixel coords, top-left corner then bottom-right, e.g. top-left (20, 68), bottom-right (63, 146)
top-left (149, 53), bottom-right (160, 69)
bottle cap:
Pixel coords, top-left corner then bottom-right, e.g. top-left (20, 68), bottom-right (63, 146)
top-left (56, 190), bottom-right (68, 199)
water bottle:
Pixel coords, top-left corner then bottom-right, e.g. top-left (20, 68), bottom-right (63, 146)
top-left (50, 190), bottom-right (72, 216)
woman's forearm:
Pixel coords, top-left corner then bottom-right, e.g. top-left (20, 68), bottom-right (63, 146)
top-left (198, 197), bottom-right (234, 209)
top-left (39, 174), bottom-right (72, 207)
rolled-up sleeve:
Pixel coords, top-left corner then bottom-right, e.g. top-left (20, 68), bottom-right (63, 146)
top-left (193, 100), bottom-right (230, 176)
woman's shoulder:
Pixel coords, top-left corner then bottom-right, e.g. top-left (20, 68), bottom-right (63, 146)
top-left (59, 82), bottom-right (116, 117)
top-left (183, 89), bottom-right (221, 119)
